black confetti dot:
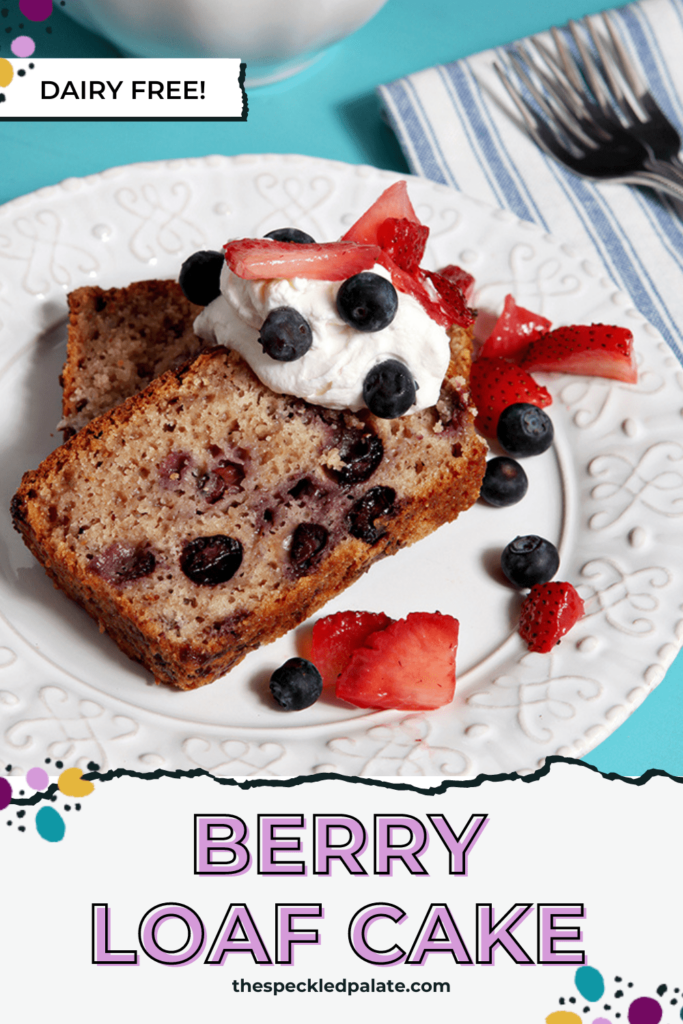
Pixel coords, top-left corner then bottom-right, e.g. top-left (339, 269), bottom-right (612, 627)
top-left (55, 761), bottom-right (63, 769)
top-left (46, 25), bottom-right (51, 32)
top-left (569, 998), bottom-right (576, 1004)
top-left (45, 758), bottom-right (51, 764)
top-left (75, 803), bottom-right (81, 811)
top-left (18, 790), bottom-right (24, 796)
top-left (5, 27), bottom-right (11, 33)
top-left (29, 62), bottom-right (34, 68)
top-left (17, 810), bottom-right (25, 818)
top-left (615, 977), bottom-right (622, 982)
top-left (6, 819), bottom-right (11, 825)
top-left (18, 68), bottom-right (25, 75)
top-left (87, 762), bottom-right (99, 771)
top-left (604, 1006), bottom-right (611, 1012)
top-left (5, 765), bottom-right (11, 771)
top-left (628, 983), bottom-right (633, 989)
top-left (583, 1007), bottom-right (589, 1013)
top-left (615, 991), bottom-right (624, 999)
top-left (658, 985), bottom-right (668, 997)
top-left (559, 998), bottom-right (565, 1005)
top-left (672, 1000), bottom-right (678, 1006)
top-left (64, 805), bottom-right (71, 812)
top-left (0, 8), bottom-right (8, 16)
top-left (18, 826), bottom-right (25, 832)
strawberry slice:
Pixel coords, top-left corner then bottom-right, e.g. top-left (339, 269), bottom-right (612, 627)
top-left (376, 217), bottom-right (429, 274)
top-left (223, 238), bottom-right (382, 281)
top-left (518, 582), bottom-right (584, 653)
top-left (342, 181), bottom-right (421, 245)
top-left (520, 323), bottom-right (637, 383)
top-left (480, 294), bottom-right (552, 360)
top-left (438, 264), bottom-right (476, 302)
top-left (311, 610), bottom-right (394, 688)
top-left (469, 357), bottom-right (552, 438)
top-left (424, 269), bottom-right (476, 329)
top-left (336, 611), bottom-right (459, 711)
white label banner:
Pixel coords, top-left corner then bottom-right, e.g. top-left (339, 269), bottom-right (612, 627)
top-left (1, 760), bottom-right (681, 1022)
top-left (0, 58), bottom-right (247, 120)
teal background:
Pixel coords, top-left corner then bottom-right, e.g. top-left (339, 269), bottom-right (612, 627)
top-left (1, 0), bottom-right (681, 776)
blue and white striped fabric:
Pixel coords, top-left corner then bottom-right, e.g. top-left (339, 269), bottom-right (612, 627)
top-left (378, 0), bottom-right (683, 365)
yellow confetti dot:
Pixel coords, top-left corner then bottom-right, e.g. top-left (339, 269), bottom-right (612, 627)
top-left (58, 767), bottom-right (95, 798)
top-left (0, 58), bottom-right (13, 88)
top-left (545, 1013), bottom-right (582, 1024)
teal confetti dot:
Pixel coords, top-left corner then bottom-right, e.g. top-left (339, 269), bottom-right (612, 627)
top-left (36, 805), bottom-right (65, 842)
top-left (575, 966), bottom-right (605, 1002)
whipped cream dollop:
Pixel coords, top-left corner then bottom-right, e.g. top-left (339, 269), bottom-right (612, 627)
top-left (194, 262), bottom-right (451, 414)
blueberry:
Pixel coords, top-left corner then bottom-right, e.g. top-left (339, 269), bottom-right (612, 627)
top-left (180, 535), bottom-right (243, 585)
top-left (89, 542), bottom-right (156, 584)
top-left (347, 486), bottom-right (396, 544)
top-left (179, 250), bottom-right (224, 306)
top-left (264, 227), bottom-right (315, 244)
top-left (363, 359), bottom-right (417, 418)
top-left (497, 403), bottom-right (554, 458)
top-left (259, 306), bottom-right (313, 362)
top-left (269, 657), bottom-right (323, 711)
top-left (480, 457), bottom-right (528, 507)
top-left (290, 522), bottom-right (329, 574)
top-left (501, 535), bottom-right (559, 588)
top-left (336, 272), bottom-right (398, 333)
top-left (331, 426), bottom-right (384, 485)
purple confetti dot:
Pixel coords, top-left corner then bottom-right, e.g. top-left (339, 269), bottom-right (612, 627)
top-left (26, 766), bottom-right (49, 791)
top-left (628, 997), bottom-right (662, 1024)
top-left (19, 0), bottom-right (52, 21)
top-left (0, 776), bottom-right (12, 810)
top-left (11, 35), bottom-right (35, 56)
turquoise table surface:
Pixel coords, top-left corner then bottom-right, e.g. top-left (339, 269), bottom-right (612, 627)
top-left (0, 0), bottom-right (681, 776)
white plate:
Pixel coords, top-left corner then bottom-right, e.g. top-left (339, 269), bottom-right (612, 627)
top-left (0, 154), bottom-right (681, 778)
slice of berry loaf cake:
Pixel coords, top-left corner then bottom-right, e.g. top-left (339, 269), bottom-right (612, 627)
top-left (60, 280), bottom-right (205, 438)
top-left (12, 337), bottom-right (485, 690)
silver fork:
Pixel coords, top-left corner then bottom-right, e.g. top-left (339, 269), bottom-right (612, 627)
top-left (494, 14), bottom-right (683, 202)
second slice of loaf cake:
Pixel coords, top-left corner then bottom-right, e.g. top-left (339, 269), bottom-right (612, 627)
top-left (60, 280), bottom-right (205, 437)
top-left (13, 332), bottom-right (486, 690)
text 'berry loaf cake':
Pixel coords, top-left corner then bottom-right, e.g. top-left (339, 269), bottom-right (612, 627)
top-left (12, 182), bottom-right (487, 690)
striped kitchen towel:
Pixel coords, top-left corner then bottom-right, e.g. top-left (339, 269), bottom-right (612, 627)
top-left (378, 0), bottom-right (683, 365)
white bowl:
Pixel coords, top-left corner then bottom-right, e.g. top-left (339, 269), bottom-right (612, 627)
top-left (63, 0), bottom-right (391, 85)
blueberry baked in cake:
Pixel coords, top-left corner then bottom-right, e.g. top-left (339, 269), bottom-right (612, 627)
top-left (11, 183), bottom-right (487, 690)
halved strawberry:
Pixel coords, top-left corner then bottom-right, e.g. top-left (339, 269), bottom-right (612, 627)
top-left (310, 610), bottom-right (394, 688)
top-left (479, 294), bottom-right (552, 360)
top-left (438, 264), bottom-right (476, 302)
top-left (223, 238), bottom-right (382, 281)
top-left (342, 181), bottom-right (421, 245)
top-left (377, 217), bottom-right (429, 274)
top-left (469, 357), bottom-right (552, 437)
top-left (518, 582), bottom-right (584, 653)
top-left (335, 611), bottom-right (459, 711)
top-left (520, 323), bottom-right (637, 383)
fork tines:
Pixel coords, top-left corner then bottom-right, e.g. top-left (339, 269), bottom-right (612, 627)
top-left (495, 14), bottom-right (652, 152)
